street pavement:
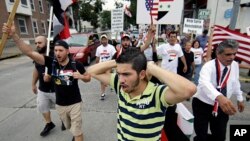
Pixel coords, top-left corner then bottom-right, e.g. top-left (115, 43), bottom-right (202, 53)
top-left (0, 54), bottom-right (249, 141)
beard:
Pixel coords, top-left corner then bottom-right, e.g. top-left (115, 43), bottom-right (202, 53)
top-left (124, 77), bottom-right (140, 93)
top-left (37, 47), bottom-right (47, 54)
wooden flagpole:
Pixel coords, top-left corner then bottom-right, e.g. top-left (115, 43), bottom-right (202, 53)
top-left (0, 0), bottom-right (21, 57)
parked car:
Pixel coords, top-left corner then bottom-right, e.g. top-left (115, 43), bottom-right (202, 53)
top-left (67, 33), bottom-right (100, 65)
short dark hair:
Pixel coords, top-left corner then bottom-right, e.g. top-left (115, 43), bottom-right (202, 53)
top-left (203, 29), bottom-right (208, 35)
top-left (216, 39), bottom-right (239, 54)
top-left (168, 31), bottom-right (177, 37)
top-left (192, 40), bottom-right (200, 48)
top-left (116, 48), bottom-right (147, 74)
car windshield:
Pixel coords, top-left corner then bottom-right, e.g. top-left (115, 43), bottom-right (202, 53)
top-left (68, 34), bottom-right (88, 46)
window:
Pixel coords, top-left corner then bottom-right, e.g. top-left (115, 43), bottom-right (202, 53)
top-left (18, 18), bottom-right (28, 34)
top-left (30, 0), bottom-right (35, 11)
top-left (41, 21), bottom-right (46, 35)
top-left (38, 0), bottom-right (44, 13)
top-left (32, 20), bottom-right (39, 34)
top-left (21, 0), bottom-right (28, 6)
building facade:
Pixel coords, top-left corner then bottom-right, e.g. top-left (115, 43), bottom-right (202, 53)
top-left (0, 0), bottom-right (51, 42)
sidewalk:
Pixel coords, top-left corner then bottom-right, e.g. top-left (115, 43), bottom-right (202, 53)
top-left (0, 40), bottom-right (23, 60)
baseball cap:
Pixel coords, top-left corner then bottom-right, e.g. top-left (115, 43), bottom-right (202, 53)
top-left (100, 34), bottom-right (108, 39)
top-left (54, 40), bottom-right (69, 49)
top-left (121, 34), bottom-right (130, 40)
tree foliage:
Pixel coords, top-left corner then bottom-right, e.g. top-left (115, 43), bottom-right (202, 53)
top-left (79, 0), bottom-right (104, 29)
top-left (100, 11), bottom-right (111, 30)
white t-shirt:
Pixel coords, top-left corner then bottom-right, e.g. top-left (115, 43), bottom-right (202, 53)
top-left (191, 47), bottom-right (204, 65)
top-left (157, 43), bottom-right (184, 73)
top-left (143, 45), bottom-right (153, 61)
top-left (96, 44), bottom-right (116, 62)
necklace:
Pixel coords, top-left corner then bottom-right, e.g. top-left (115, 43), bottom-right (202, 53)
top-left (59, 63), bottom-right (68, 72)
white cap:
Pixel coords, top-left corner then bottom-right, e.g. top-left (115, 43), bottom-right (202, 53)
top-left (100, 34), bottom-right (108, 39)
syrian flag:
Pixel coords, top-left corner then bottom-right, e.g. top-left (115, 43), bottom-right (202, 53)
top-left (203, 25), bottom-right (250, 64)
top-left (158, 0), bottom-right (173, 20)
top-left (124, 5), bottom-right (132, 17)
top-left (53, 0), bottom-right (77, 39)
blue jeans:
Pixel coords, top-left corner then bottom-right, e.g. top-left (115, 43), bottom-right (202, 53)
top-left (194, 64), bottom-right (202, 85)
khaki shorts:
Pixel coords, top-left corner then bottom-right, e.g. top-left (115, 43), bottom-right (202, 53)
top-left (56, 102), bottom-right (83, 136)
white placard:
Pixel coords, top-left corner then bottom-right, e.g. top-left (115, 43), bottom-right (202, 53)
top-left (111, 8), bottom-right (124, 33)
top-left (136, 0), bottom-right (184, 24)
top-left (183, 18), bottom-right (204, 35)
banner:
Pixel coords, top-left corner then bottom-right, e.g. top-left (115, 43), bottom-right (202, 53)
top-left (136, 0), bottom-right (184, 24)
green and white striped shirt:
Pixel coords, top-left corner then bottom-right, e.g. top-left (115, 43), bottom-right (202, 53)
top-left (110, 73), bottom-right (169, 141)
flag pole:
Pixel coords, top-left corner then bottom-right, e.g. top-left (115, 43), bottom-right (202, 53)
top-left (205, 26), bottom-right (214, 62)
top-left (0, 0), bottom-right (21, 57)
top-left (45, 6), bottom-right (54, 74)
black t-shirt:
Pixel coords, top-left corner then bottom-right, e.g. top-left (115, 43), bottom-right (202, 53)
top-left (34, 62), bottom-right (55, 93)
top-left (44, 56), bottom-right (86, 106)
top-left (177, 50), bottom-right (194, 76)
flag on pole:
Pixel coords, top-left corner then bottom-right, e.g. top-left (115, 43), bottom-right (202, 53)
top-left (124, 5), bottom-right (132, 17)
top-left (53, 0), bottom-right (77, 39)
top-left (203, 25), bottom-right (250, 64)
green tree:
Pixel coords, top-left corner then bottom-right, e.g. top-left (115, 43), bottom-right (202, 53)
top-left (79, 0), bottom-right (104, 30)
top-left (100, 11), bottom-right (111, 30)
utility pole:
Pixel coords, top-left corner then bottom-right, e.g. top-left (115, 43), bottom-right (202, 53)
top-left (229, 0), bottom-right (241, 30)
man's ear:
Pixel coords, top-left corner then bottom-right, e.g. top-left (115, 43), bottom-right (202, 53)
top-left (139, 70), bottom-right (148, 80)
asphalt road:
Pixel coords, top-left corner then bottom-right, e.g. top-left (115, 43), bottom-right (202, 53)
top-left (0, 56), bottom-right (249, 141)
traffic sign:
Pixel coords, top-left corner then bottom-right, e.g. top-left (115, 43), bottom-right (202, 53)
top-left (198, 9), bottom-right (210, 20)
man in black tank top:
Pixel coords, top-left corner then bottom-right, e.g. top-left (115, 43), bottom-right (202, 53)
top-left (32, 36), bottom-right (57, 137)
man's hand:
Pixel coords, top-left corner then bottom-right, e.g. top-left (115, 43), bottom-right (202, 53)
top-left (73, 71), bottom-right (82, 79)
top-left (183, 65), bottom-right (187, 73)
top-left (237, 101), bottom-right (244, 112)
top-left (2, 23), bottom-right (16, 37)
top-left (217, 95), bottom-right (237, 115)
top-left (73, 71), bottom-right (91, 82)
top-left (32, 85), bottom-right (37, 94)
top-left (43, 74), bottom-right (51, 82)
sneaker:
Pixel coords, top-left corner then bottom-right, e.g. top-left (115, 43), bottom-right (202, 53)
top-left (100, 93), bottom-right (105, 100)
top-left (246, 92), bottom-right (250, 102)
top-left (110, 88), bottom-right (114, 92)
top-left (61, 121), bottom-right (66, 131)
top-left (40, 122), bottom-right (55, 137)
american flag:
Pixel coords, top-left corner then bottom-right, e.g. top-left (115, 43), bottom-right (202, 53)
top-left (145, 0), bottom-right (159, 20)
top-left (204, 25), bottom-right (250, 64)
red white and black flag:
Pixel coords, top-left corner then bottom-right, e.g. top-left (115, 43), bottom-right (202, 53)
top-left (124, 5), bottom-right (132, 17)
top-left (204, 25), bottom-right (250, 64)
top-left (53, 0), bottom-right (77, 39)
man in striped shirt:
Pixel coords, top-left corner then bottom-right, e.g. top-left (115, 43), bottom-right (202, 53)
top-left (88, 48), bottom-right (196, 140)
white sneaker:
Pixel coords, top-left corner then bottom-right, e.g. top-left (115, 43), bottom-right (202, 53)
top-left (100, 93), bottom-right (105, 100)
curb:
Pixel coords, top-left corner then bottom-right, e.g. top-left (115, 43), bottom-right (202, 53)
top-left (0, 53), bottom-right (22, 61)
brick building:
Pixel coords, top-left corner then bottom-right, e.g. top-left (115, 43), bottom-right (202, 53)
top-left (0, 0), bottom-right (51, 43)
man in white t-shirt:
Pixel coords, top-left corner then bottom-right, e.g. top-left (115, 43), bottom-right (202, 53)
top-left (96, 34), bottom-right (116, 100)
top-left (157, 31), bottom-right (187, 73)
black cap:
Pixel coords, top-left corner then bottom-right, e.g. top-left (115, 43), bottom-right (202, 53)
top-left (55, 40), bottom-right (69, 49)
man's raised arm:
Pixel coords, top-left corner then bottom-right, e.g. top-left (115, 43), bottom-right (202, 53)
top-left (87, 60), bottom-right (117, 85)
top-left (2, 23), bottom-right (45, 65)
top-left (147, 61), bottom-right (196, 105)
